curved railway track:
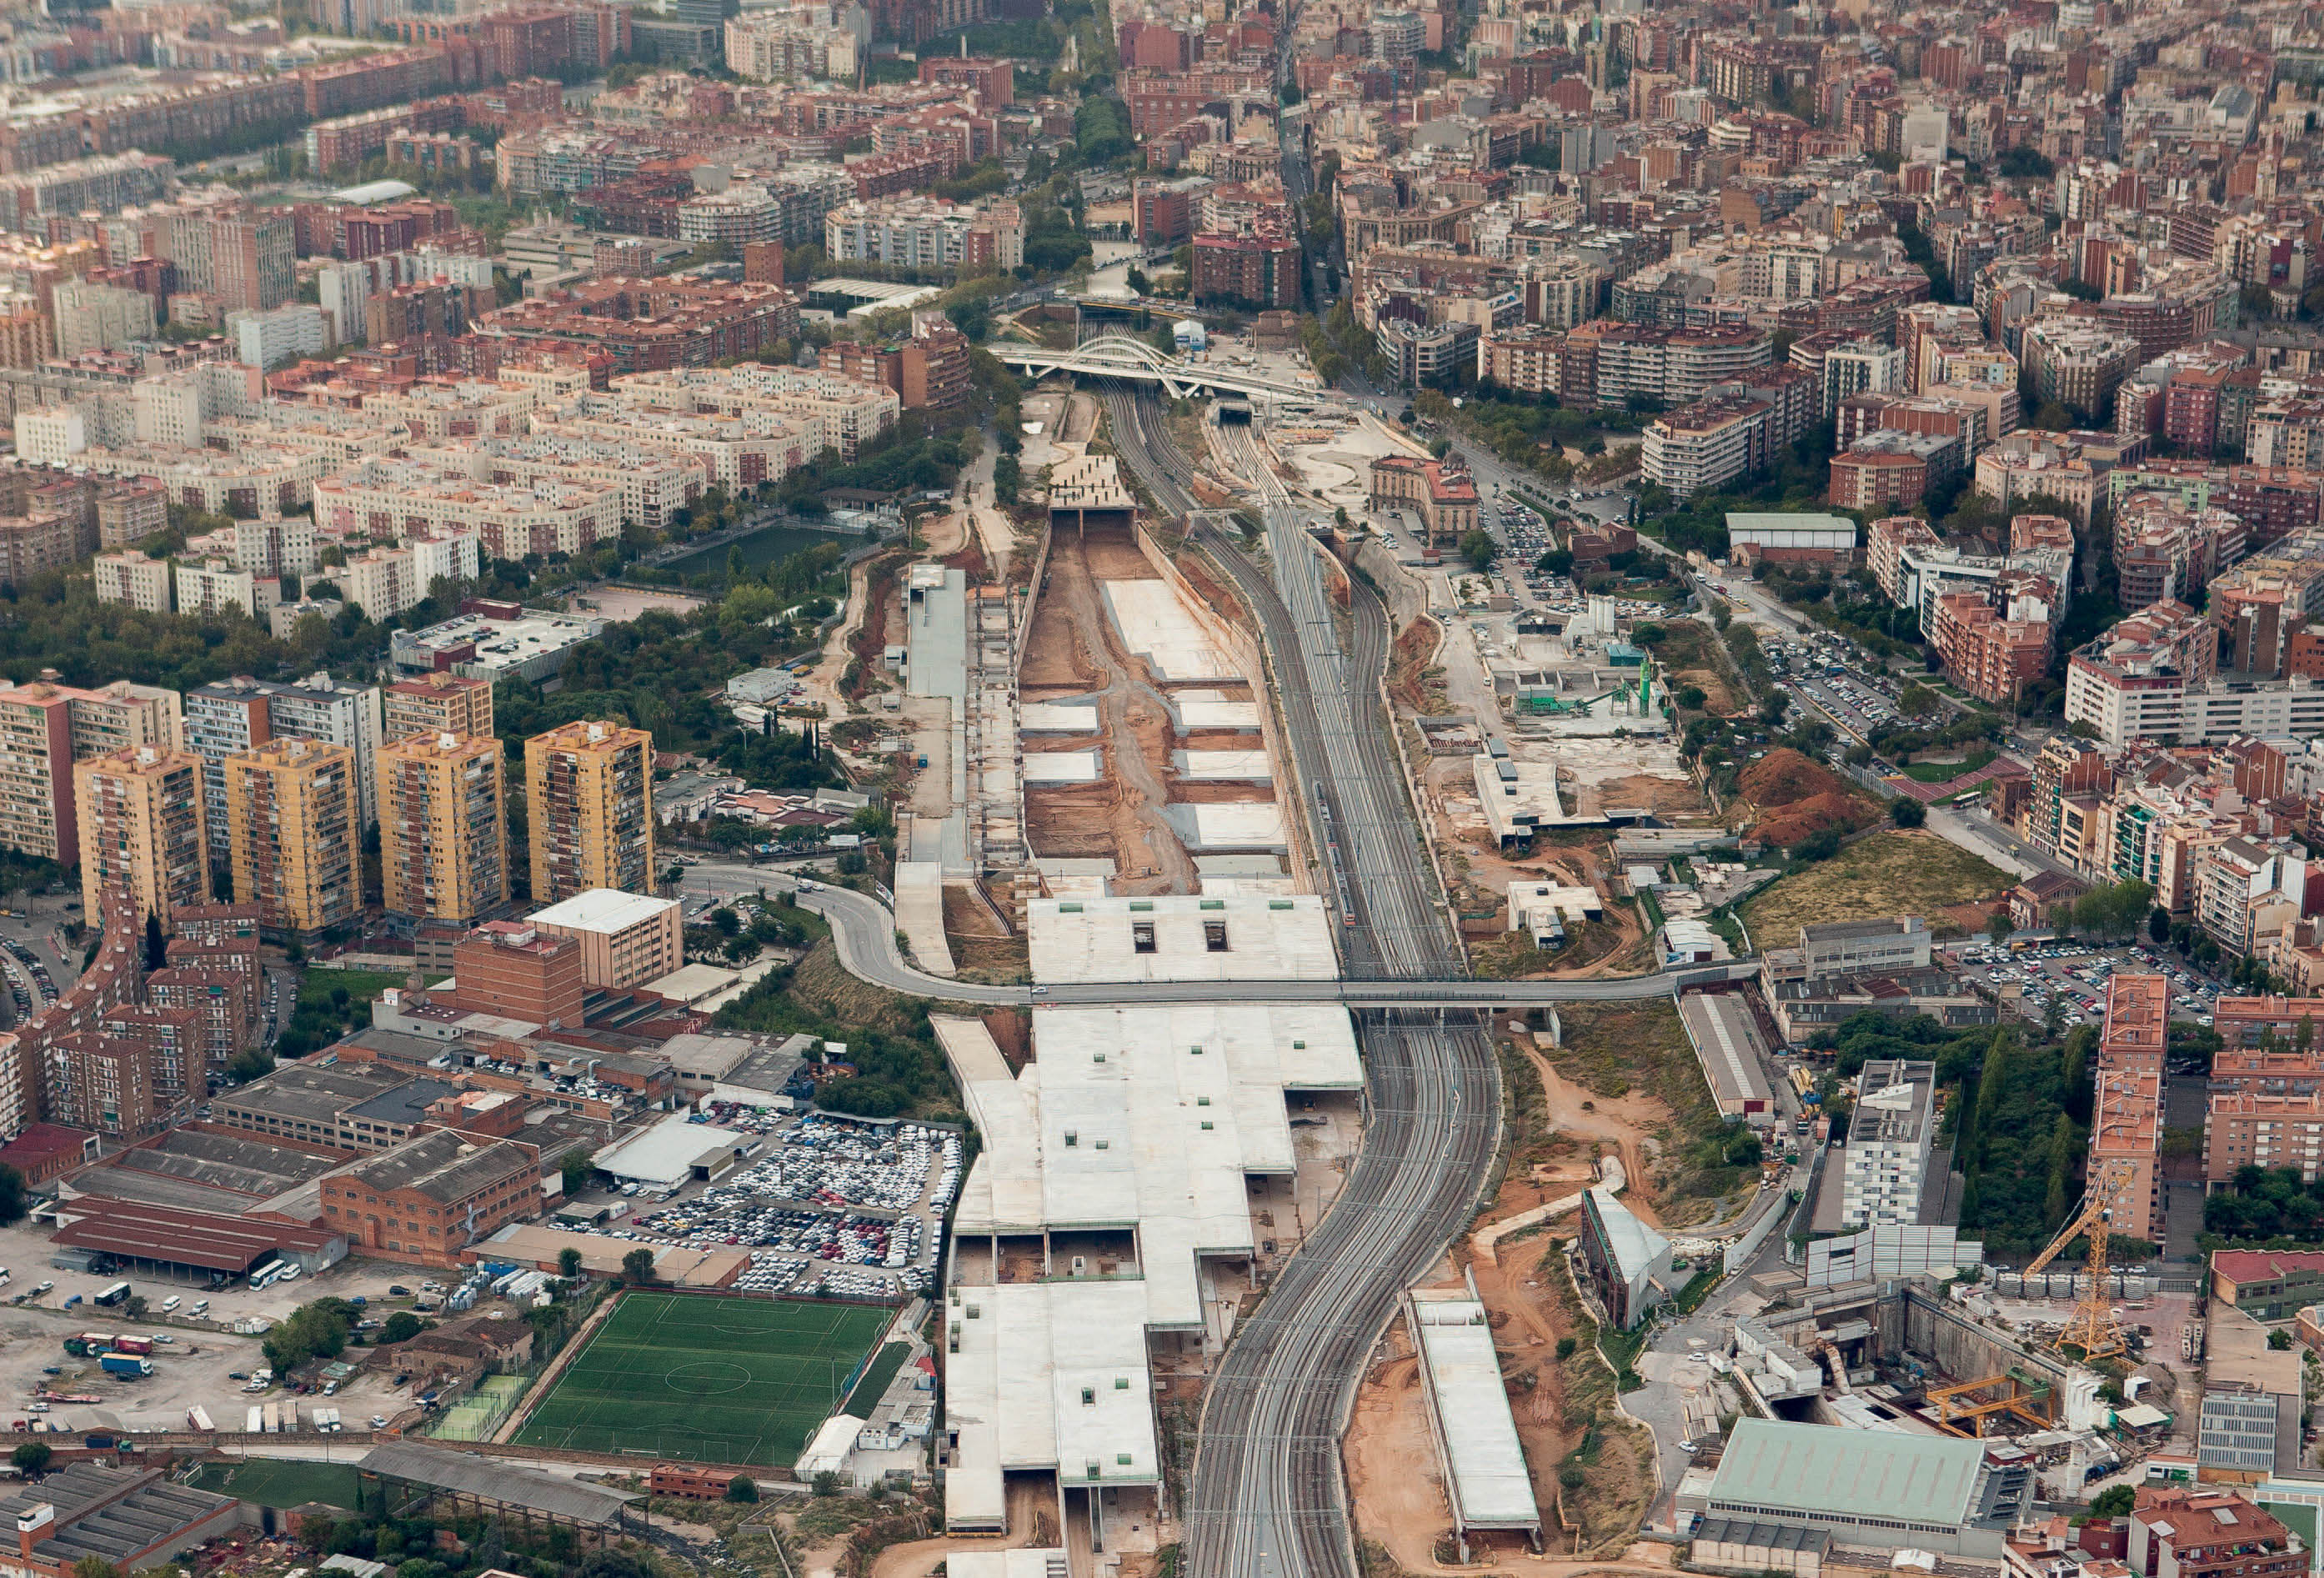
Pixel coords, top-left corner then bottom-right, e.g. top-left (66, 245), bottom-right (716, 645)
top-left (1099, 386), bottom-right (1503, 1578)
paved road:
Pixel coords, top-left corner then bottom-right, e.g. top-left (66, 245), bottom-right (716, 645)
top-left (677, 860), bottom-right (1750, 1006)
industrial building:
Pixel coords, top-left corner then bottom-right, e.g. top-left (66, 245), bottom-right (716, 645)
top-left (934, 995), bottom-right (1362, 1542)
top-left (1676, 989), bottom-right (1776, 1126)
top-left (1577, 1185), bottom-right (1672, 1329)
top-left (1689, 1419), bottom-right (2034, 1557)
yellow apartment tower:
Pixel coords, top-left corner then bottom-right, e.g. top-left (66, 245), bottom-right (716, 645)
top-left (73, 745), bottom-right (211, 929)
top-left (224, 737), bottom-right (362, 938)
top-left (525, 719), bottom-right (656, 906)
top-left (379, 731), bottom-right (507, 925)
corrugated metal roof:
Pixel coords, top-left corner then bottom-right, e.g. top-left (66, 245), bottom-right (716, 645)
top-left (1710, 1419), bottom-right (1985, 1526)
top-left (358, 1442), bottom-right (638, 1524)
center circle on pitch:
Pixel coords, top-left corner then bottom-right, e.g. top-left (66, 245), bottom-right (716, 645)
top-left (667, 1360), bottom-right (752, 1394)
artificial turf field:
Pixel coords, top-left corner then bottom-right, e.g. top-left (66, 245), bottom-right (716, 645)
top-left (512, 1291), bottom-right (892, 1468)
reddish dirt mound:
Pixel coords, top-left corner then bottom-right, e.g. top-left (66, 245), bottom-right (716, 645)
top-left (1755, 793), bottom-right (1870, 847)
top-left (1740, 748), bottom-right (1874, 845)
top-left (1738, 747), bottom-right (1846, 807)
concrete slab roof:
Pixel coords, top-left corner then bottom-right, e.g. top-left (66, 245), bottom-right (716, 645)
top-left (1019, 703), bottom-right (1099, 734)
top-left (1023, 751), bottom-right (1102, 784)
top-left (1171, 749), bottom-right (1272, 780)
top-left (1412, 1295), bottom-right (1542, 1531)
top-left (1099, 581), bottom-right (1237, 682)
top-left (1161, 800), bottom-right (1290, 854)
top-left (1026, 894), bottom-right (1336, 984)
top-left (937, 1003), bottom-right (1359, 1330)
top-left (941, 1279), bottom-right (1158, 1534)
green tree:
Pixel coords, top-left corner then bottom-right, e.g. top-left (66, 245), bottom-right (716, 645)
top-left (380, 1311), bottom-right (424, 1344)
top-left (1891, 797), bottom-right (1926, 828)
top-left (1459, 529), bottom-right (1496, 571)
top-left (812, 1470), bottom-right (843, 1496)
top-left (11, 1443), bottom-right (51, 1477)
top-left (0, 1164), bottom-right (29, 1226)
top-left (558, 1247), bottom-right (584, 1279)
top-left (558, 1148), bottom-right (594, 1196)
top-left (2089, 1484), bottom-right (2136, 1519)
top-left (68, 1558), bottom-right (119, 1578)
top-left (725, 1475), bottom-right (759, 1502)
top-left (1987, 909), bottom-right (2012, 944)
top-left (621, 1247), bottom-right (657, 1285)
top-left (1897, 683), bottom-right (1941, 718)
top-left (2149, 906), bottom-right (2171, 944)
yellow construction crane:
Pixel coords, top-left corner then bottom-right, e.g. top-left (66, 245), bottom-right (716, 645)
top-left (2022, 1156), bottom-right (2139, 1361)
top-left (1930, 1370), bottom-right (2056, 1437)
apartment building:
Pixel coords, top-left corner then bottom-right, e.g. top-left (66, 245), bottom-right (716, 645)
top-left (525, 720), bottom-right (656, 907)
top-left (821, 195), bottom-right (1025, 271)
top-left (2023, 320), bottom-right (2141, 418)
top-left (383, 672), bottom-right (494, 744)
top-left (1641, 396), bottom-right (1771, 498)
top-left (1929, 591), bottom-right (2051, 706)
top-left (222, 738), bottom-right (362, 939)
top-left (73, 745), bottom-right (210, 931)
top-left (45, 1032), bottom-right (159, 1138)
top-left (183, 673), bottom-right (385, 871)
top-left (1477, 325), bottom-right (1565, 395)
top-left (92, 549), bottom-right (170, 614)
top-left (314, 456), bottom-right (611, 564)
top-left (173, 559), bottom-right (275, 621)
top-left (1585, 322), bottom-right (1773, 408)
top-left (379, 730), bottom-right (508, 928)
top-left (1839, 1058), bottom-right (1936, 1228)
top-left (2064, 600), bottom-right (2225, 746)
top-left (608, 365), bottom-right (899, 460)
top-left (336, 534), bottom-right (484, 625)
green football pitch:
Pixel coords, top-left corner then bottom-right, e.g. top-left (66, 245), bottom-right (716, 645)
top-left (512, 1292), bottom-right (892, 1468)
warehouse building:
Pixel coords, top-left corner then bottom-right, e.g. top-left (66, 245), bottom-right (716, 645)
top-left (1687, 1419), bottom-right (2036, 1556)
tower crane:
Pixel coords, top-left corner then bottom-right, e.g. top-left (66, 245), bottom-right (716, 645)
top-left (2021, 1156), bottom-right (2140, 1361)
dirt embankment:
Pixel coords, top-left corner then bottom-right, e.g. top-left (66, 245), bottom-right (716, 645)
top-left (1345, 1028), bottom-right (1665, 1572)
top-left (844, 550), bottom-right (909, 701)
top-left (1177, 549), bottom-right (1247, 628)
top-left (1737, 747), bottom-right (1877, 847)
top-left (1017, 523), bottom-right (1197, 893)
top-left (1387, 615), bottom-right (1443, 715)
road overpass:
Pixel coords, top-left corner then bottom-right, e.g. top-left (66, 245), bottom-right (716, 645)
top-left (992, 333), bottom-right (1325, 402)
top-left (675, 861), bottom-right (1758, 1006)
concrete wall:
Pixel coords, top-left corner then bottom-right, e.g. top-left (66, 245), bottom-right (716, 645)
top-left (1352, 535), bottom-right (1433, 639)
top-left (1900, 1284), bottom-right (2071, 1389)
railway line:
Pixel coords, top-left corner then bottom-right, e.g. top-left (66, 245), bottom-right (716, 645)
top-left (1101, 388), bottom-right (1503, 1578)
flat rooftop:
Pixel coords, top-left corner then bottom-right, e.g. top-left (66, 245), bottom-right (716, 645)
top-left (941, 1279), bottom-right (1157, 1534)
top-left (1027, 894), bottom-right (1339, 984)
top-left (1411, 1294), bottom-right (1541, 1533)
top-left (937, 1002), bottom-right (1360, 1330)
top-left (528, 889), bottom-right (678, 934)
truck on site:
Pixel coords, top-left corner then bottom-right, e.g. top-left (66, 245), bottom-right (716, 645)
top-left (185, 1406), bottom-right (213, 1431)
top-left (97, 1353), bottom-right (150, 1378)
top-left (110, 1335), bottom-right (153, 1356)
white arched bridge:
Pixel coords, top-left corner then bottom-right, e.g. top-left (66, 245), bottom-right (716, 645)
top-left (993, 333), bottom-right (1325, 401)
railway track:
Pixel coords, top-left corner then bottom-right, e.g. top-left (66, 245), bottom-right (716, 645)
top-left (1099, 388), bottom-right (1502, 1578)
